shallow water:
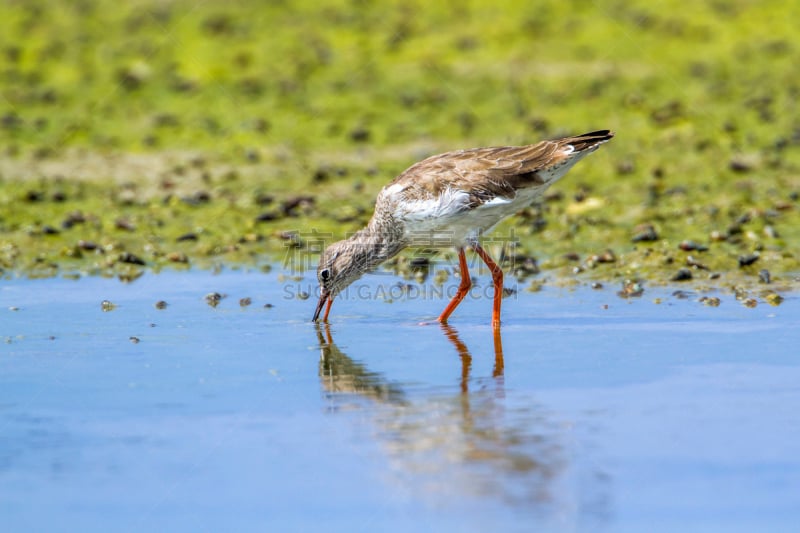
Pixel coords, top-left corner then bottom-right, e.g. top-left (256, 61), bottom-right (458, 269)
top-left (2, 270), bottom-right (799, 532)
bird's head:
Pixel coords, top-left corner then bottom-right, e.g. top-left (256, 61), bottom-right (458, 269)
top-left (312, 239), bottom-right (371, 322)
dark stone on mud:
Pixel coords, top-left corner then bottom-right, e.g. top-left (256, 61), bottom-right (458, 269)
top-left (115, 218), bottom-right (136, 231)
top-left (181, 191), bottom-right (211, 205)
top-left (679, 240), bottom-right (709, 252)
top-left (204, 292), bottom-right (224, 307)
top-left (176, 232), bottom-right (199, 242)
top-left (25, 191), bottom-right (44, 202)
top-left (632, 224), bottom-right (659, 242)
top-left (738, 254), bottom-right (760, 267)
top-left (686, 256), bottom-right (709, 270)
top-left (281, 195), bottom-right (315, 216)
top-left (594, 250), bottom-right (616, 263)
top-left (255, 192), bottom-right (274, 205)
top-left (62, 211), bottom-right (86, 229)
top-left (255, 211), bottom-right (280, 222)
top-left (729, 156), bottom-right (756, 173)
top-left (119, 252), bottom-right (146, 265)
top-left (311, 165), bottom-right (349, 183)
top-left (671, 268), bottom-right (693, 281)
top-left (350, 126), bottom-right (370, 142)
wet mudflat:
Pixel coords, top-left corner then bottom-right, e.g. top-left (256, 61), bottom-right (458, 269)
top-left (1, 270), bottom-right (799, 532)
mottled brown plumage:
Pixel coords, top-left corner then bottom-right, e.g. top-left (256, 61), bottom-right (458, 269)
top-left (313, 130), bottom-right (614, 327)
top-left (385, 130), bottom-right (613, 207)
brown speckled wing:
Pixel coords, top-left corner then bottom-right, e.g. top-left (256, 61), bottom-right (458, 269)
top-left (387, 130), bottom-right (613, 207)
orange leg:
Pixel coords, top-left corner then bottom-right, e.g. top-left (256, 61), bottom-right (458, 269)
top-left (437, 248), bottom-right (471, 324)
top-left (473, 243), bottom-right (503, 329)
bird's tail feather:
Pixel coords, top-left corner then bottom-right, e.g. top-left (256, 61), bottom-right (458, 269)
top-left (565, 130), bottom-right (614, 152)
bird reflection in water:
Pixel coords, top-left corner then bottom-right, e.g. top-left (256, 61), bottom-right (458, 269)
top-left (313, 323), bottom-right (600, 516)
top-left (316, 324), bottom-right (405, 404)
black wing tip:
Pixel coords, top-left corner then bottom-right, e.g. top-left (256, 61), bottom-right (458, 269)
top-left (563, 129), bottom-right (614, 152)
top-left (579, 129), bottom-right (614, 141)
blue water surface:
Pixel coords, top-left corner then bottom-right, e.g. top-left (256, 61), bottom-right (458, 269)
top-left (1, 269), bottom-right (799, 532)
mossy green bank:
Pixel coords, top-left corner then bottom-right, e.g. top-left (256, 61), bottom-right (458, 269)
top-left (1, 0), bottom-right (799, 301)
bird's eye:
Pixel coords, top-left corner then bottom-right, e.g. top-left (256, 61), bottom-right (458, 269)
top-left (319, 268), bottom-right (331, 282)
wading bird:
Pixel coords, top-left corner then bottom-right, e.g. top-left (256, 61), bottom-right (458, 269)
top-left (313, 130), bottom-right (614, 327)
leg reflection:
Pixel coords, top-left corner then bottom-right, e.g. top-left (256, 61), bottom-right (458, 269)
top-left (492, 327), bottom-right (504, 378)
top-left (439, 323), bottom-right (505, 395)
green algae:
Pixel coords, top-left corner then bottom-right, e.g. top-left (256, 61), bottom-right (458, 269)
top-left (1, 0), bottom-right (799, 297)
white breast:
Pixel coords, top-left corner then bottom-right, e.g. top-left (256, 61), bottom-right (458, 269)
top-left (388, 185), bottom-right (548, 248)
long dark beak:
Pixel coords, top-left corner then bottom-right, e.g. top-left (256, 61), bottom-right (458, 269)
top-left (312, 290), bottom-right (331, 322)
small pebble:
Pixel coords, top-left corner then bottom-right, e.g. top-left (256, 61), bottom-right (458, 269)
top-left (586, 249), bottom-right (616, 268)
top-left (101, 300), bottom-right (116, 312)
top-left (176, 232), bottom-right (199, 242)
top-left (765, 293), bottom-right (784, 306)
top-left (671, 268), bottom-right (693, 281)
top-left (729, 155), bottom-right (756, 173)
top-left (255, 212), bottom-right (280, 222)
top-left (679, 240), bottom-right (709, 252)
top-left (205, 292), bottom-right (224, 307)
top-left (596, 250), bottom-right (616, 263)
top-left (129, 336), bottom-right (140, 344)
top-left (709, 230), bottom-right (727, 242)
top-left (686, 256), bottom-right (709, 270)
top-left (631, 224), bottom-right (659, 242)
top-left (738, 253), bottom-right (760, 267)
top-left (699, 296), bottom-right (721, 307)
top-left (119, 252), bottom-right (146, 265)
top-left (239, 297), bottom-right (252, 307)
top-left (617, 279), bottom-right (644, 298)
top-left (115, 218), bottom-right (136, 231)
top-left (264, 303), bottom-right (274, 308)
top-left (155, 300), bottom-right (168, 309)
top-left (591, 282), bottom-right (603, 289)
top-left (758, 269), bottom-right (771, 284)
top-left (166, 251), bottom-right (189, 263)
top-left (742, 298), bottom-right (758, 308)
